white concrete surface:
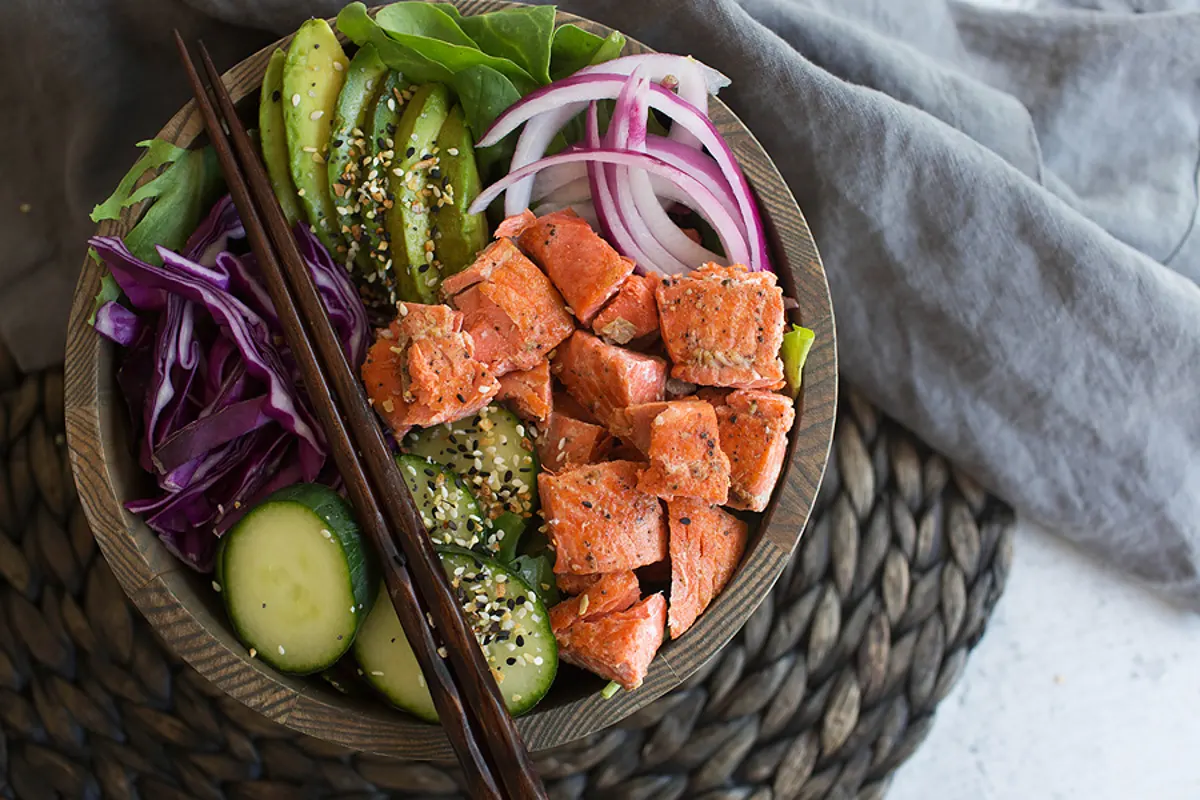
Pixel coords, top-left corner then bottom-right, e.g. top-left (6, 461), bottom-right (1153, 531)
top-left (888, 521), bottom-right (1200, 799)
top-left (887, 1), bottom-right (1200, 798)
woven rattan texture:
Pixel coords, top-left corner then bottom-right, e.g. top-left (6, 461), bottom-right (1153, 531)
top-left (0, 348), bottom-right (1013, 799)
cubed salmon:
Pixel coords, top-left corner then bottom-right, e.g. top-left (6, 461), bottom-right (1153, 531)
top-left (405, 335), bottom-right (501, 423)
top-left (517, 209), bottom-right (634, 324)
top-left (539, 460), bottom-right (667, 574)
top-left (496, 360), bottom-right (552, 422)
top-left (537, 412), bottom-right (613, 473)
top-left (552, 331), bottom-right (667, 429)
top-left (553, 390), bottom-right (598, 425)
top-left (608, 440), bottom-right (649, 463)
top-left (716, 390), bottom-right (796, 512)
top-left (667, 498), bottom-right (747, 638)
top-left (494, 210), bottom-right (537, 239)
top-left (362, 303), bottom-right (500, 433)
top-left (610, 400), bottom-right (713, 454)
top-left (557, 572), bottom-right (602, 596)
top-left (444, 239), bottom-right (575, 376)
top-left (592, 274), bottom-right (660, 345)
top-left (657, 264), bottom-right (785, 389)
top-left (695, 387), bottom-right (732, 406)
top-left (637, 402), bottom-right (731, 504)
top-left (549, 570), bottom-right (640, 634)
top-left (555, 593), bottom-right (667, 690)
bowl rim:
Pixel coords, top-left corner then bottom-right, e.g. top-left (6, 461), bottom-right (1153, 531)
top-left (64, 0), bottom-right (837, 759)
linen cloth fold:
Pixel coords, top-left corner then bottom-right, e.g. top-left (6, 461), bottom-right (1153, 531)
top-left (3, 0), bottom-right (1198, 608)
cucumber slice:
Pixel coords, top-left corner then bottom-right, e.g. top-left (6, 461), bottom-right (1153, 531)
top-left (512, 554), bottom-right (560, 607)
top-left (259, 48), bottom-right (304, 227)
top-left (283, 19), bottom-right (350, 258)
top-left (355, 547), bottom-right (558, 721)
top-left (404, 404), bottom-right (540, 556)
top-left (394, 454), bottom-right (488, 550)
top-left (216, 483), bottom-right (378, 675)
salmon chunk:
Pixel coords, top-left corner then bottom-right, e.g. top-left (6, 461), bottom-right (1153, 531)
top-left (611, 400), bottom-right (715, 454)
top-left (539, 460), bottom-right (667, 574)
top-left (362, 303), bottom-right (500, 433)
top-left (557, 572), bottom-right (603, 596)
top-left (549, 570), bottom-right (640, 634)
top-left (555, 593), bottom-right (667, 690)
top-left (592, 274), bottom-right (660, 345)
top-left (496, 360), bottom-right (552, 422)
top-left (716, 390), bottom-right (796, 512)
top-left (656, 264), bottom-right (785, 389)
top-left (554, 390), bottom-right (599, 425)
top-left (443, 239), bottom-right (575, 376)
top-left (517, 209), bottom-right (635, 324)
top-left (537, 412), bottom-right (613, 473)
top-left (667, 499), bottom-right (748, 638)
top-left (552, 331), bottom-right (667, 429)
top-left (637, 402), bottom-right (731, 504)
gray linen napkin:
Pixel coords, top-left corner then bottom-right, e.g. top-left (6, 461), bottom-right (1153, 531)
top-left (4, 0), bottom-right (1198, 608)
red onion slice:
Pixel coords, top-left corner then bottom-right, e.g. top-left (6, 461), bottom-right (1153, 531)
top-left (479, 74), bottom-right (769, 271)
top-left (469, 144), bottom-right (752, 271)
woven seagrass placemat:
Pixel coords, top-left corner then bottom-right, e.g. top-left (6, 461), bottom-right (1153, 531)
top-left (0, 341), bottom-right (1013, 799)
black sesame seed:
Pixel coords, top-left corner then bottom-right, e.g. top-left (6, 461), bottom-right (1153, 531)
top-left (271, 89), bottom-right (281, 102)
top-left (516, 635), bottom-right (525, 647)
top-left (582, 500), bottom-right (593, 509)
top-left (406, 146), bottom-right (416, 157)
top-left (680, 517), bottom-right (692, 525)
top-left (506, 657), bottom-right (517, 666)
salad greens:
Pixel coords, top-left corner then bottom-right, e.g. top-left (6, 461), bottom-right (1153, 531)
top-left (91, 140), bottom-right (224, 265)
top-left (335, 2), bottom-right (625, 175)
top-left (782, 324), bottom-right (816, 399)
top-left (549, 24), bottom-right (626, 81)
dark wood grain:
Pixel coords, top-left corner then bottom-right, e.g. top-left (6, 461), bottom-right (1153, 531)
top-left (63, 2), bottom-right (838, 761)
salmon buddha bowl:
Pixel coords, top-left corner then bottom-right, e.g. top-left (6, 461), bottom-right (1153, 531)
top-left (64, 1), bottom-right (837, 757)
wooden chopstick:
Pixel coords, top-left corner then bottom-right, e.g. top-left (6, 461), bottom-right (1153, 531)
top-left (175, 33), bottom-right (547, 800)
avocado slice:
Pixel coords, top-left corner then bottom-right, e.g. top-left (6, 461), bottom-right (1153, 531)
top-left (432, 105), bottom-right (488, 277)
top-left (283, 19), bottom-right (349, 258)
top-left (327, 44), bottom-right (389, 273)
top-left (259, 48), bottom-right (304, 227)
top-left (386, 83), bottom-right (452, 304)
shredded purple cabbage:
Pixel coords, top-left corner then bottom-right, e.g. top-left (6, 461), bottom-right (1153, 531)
top-left (93, 301), bottom-right (144, 347)
top-left (90, 195), bottom-right (370, 572)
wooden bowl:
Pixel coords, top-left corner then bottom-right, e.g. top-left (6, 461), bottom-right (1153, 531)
top-left (64, 1), bottom-right (837, 760)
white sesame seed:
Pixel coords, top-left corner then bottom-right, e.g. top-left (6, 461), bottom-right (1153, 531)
top-left (278, 645), bottom-right (286, 655)
top-left (291, 94), bottom-right (301, 106)
top-left (212, 581), bottom-right (221, 592)
top-left (334, 60), bottom-right (345, 71)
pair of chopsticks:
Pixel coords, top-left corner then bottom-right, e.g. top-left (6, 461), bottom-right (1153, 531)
top-left (173, 35), bottom-right (546, 800)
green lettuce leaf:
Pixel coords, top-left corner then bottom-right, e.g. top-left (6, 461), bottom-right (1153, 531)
top-left (90, 139), bottom-right (188, 222)
top-left (550, 25), bottom-right (626, 81)
top-left (349, 2), bottom-right (538, 94)
top-left (88, 273), bottom-right (121, 326)
top-left (457, 5), bottom-right (556, 85)
top-left (122, 146), bottom-right (224, 266)
top-left (373, 1), bottom-right (478, 46)
top-left (781, 325), bottom-right (815, 399)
